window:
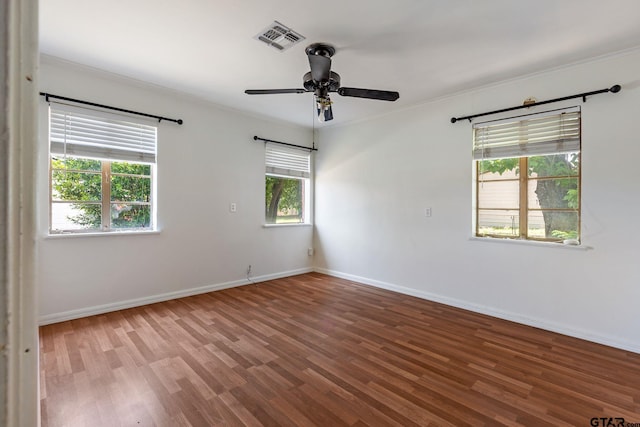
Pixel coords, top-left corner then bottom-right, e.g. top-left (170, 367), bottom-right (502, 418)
top-left (49, 104), bottom-right (157, 233)
top-left (473, 107), bottom-right (580, 243)
top-left (265, 144), bottom-right (311, 224)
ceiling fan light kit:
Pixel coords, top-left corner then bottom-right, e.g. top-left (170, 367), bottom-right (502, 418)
top-left (245, 42), bottom-right (400, 122)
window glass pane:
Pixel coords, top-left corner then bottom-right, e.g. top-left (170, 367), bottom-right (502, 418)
top-left (527, 153), bottom-right (579, 177)
top-left (477, 180), bottom-right (519, 209)
top-left (477, 158), bottom-right (520, 180)
top-left (51, 156), bottom-right (101, 171)
top-left (265, 176), bottom-right (304, 224)
top-left (528, 211), bottom-right (579, 240)
top-left (51, 170), bottom-right (102, 202)
top-left (111, 161), bottom-right (151, 175)
top-left (111, 204), bottom-right (151, 229)
top-left (110, 175), bottom-right (151, 202)
top-left (527, 177), bottom-right (579, 209)
top-left (477, 209), bottom-right (520, 237)
top-left (51, 202), bottom-right (101, 231)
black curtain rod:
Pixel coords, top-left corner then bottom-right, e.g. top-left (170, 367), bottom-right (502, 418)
top-left (450, 84), bottom-right (621, 123)
top-left (40, 92), bottom-right (183, 125)
top-left (253, 135), bottom-right (317, 151)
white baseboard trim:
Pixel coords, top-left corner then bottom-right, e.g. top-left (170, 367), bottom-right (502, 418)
top-left (315, 267), bottom-right (640, 354)
top-left (39, 267), bottom-right (314, 325)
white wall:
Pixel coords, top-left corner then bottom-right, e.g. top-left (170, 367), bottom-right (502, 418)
top-left (314, 48), bottom-right (640, 353)
top-left (37, 57), bottom-right (314, 323)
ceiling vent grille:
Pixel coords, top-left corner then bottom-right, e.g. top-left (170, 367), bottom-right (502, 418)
top-left (254, 21), bottom-right (305, 52)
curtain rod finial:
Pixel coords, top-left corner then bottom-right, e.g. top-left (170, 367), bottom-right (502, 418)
top-left (450, 117), bottom-right (457, 123)
top-left (610, 84), bottom-right (621, 93)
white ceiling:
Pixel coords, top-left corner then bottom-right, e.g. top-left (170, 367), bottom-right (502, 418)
top-left (39, 0), bottom-right (640, 128)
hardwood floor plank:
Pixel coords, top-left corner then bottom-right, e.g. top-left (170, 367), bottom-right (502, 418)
top-left (267, 394), bottom-right (319, 426)
top-left (303, 354), bottom-right (425, 427)
top-left (227, 385), bottom-right (283, 427)
top-left (40, 273), bottom-right (640, 426)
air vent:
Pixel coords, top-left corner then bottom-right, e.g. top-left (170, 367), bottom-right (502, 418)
top-left (254, 21), bottom-right (305, 52)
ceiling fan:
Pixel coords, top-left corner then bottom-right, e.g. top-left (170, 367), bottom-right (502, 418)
top-left (245, 43), bottom-right (400, 122)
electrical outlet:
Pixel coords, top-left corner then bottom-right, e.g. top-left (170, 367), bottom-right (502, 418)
top-left (425, 207), bottom-right (432, 217)
top-left (230, 203), bottom-right (237, 213)
top-left (307, 248), bottom-right (314, 256)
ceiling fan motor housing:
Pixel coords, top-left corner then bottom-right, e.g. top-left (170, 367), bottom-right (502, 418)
top-left (303, 71), bottom-right (341, 93)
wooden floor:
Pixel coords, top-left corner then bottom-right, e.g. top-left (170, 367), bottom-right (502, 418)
top-left (40, 273), bottom-right (640, 427)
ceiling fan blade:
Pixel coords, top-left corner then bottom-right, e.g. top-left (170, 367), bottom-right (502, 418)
top-left (308, 54), bottom-right (331, 82)
top-left (337, 87), bottom-right (399, 101)
top-left (245, 89), bottom-right (306, 95)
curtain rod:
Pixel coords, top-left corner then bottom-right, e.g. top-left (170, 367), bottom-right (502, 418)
top-left (450, 84), bottom-right (621, 123)
top-left (40, 92), bottom-right (183, 125)
top-left (253, 136), bottom-right (318, 151)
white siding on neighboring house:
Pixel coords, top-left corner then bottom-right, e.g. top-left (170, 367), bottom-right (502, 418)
top-left (477, 168), bottom-right (544, 230)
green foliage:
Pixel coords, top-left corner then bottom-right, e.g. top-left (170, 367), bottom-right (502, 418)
top-left (479, 158), bottom-right (519, 175)
top-left (528, 152), bottom-right (579, 177)
top-left (52, 156), bottom-right (101, 171)
top-left (550, 229), bottom-right (579, 240)
top-left (51, 156), bottom-right (151, 229)
top-left (265, 176), bottom-right (303, 223)
top-left (564, 189), bottom-right (579, 209)
top-left (111, 162), bottom-right (151, 175)
top-left (111, 205), bottom-right (151, 229)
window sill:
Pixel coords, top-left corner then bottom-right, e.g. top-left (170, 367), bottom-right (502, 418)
top-left (263, 223), bottom-right (312, 228)
top-left (469, 236), bottom-right (592, 250)
top-left (45, 229), bottom-right (161, 239)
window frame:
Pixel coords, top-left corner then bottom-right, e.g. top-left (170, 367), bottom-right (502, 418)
top-left (472, 107), bottom-right (581, 244)
top-left (49, 157), bottom-right (155, 234)
top-left (264, 144), bottom-right (312, 226)
top-left (47, 103), bottom-right (158, 234)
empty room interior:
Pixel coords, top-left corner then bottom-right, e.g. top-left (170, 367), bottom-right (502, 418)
top-left (5, 0), bottom-right (640, 425)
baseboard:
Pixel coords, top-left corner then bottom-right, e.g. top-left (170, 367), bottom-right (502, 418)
top-left (38, 267), bottom-right (314, 325)
top-left (314, 267), bottom-right (640, 354)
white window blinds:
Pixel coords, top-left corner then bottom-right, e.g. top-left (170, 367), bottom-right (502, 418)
top-left (473, 107), bottom-right (580, 160)
top-left (49, 103), bottom-right (157, 164)
top-left (265, 144), bottom-right (311, 178)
